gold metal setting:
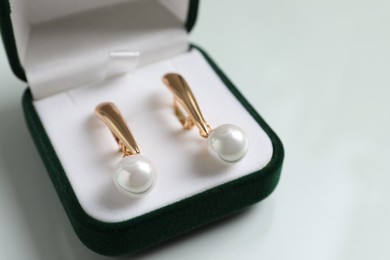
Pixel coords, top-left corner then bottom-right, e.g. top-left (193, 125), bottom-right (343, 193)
top-left (163, 73), bottom-right (212, 138)
top-left (95, 102), bottom-right (140, 157)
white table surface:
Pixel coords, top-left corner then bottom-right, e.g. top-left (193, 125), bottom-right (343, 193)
top-left (1, 1), bottom-right (390, 259)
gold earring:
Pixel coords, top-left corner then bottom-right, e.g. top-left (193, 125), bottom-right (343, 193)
top-left (96, 102), bottom-right (156, 198)
top-left (163, 73), bottom-right (248, 163)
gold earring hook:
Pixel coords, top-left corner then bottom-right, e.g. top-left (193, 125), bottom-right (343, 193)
top-left (163, 73), bottom-right (212, 138)
top-left (95, 102), bottom-right (140, 157)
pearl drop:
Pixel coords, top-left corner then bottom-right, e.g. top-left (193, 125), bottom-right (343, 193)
top-left (208, 124), bottom-right (248, 163)
top-left (114, 155), bottom-right (156, 198)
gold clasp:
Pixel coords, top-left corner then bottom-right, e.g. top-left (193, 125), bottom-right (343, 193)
top-left (95, 102), bottom-right (140, 157)
top-left (163, 73), bottom-right (212, 138)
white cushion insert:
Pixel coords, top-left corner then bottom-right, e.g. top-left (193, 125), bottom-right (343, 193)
top-left (33, 49), bottom-right (274, 223)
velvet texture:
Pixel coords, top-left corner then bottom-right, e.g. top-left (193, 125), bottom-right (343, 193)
top-left (2, 0), bottom-right (284, 256)
top-left (0, 0), bottom-right (26, 80)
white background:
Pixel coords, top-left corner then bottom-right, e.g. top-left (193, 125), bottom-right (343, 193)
top-left (1, 0), bottom-right (389, 259)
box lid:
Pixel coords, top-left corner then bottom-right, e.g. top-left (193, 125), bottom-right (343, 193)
top-left (0, 0), bottom-right (199, 98)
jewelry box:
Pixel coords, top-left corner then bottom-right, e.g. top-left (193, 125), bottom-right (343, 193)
top-left (0, 0), bottom-right (284, 256)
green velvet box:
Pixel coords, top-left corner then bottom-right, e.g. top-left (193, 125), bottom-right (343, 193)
top-left (0, 0), bottom-right (284, 256)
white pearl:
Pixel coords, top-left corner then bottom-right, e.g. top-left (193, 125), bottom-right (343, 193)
top-left (114, 155), bottom-right (156, 198)
top-left (208, 124), bottom-right (248, 163)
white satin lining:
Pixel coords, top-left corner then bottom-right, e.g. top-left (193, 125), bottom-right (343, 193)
top-left (10, 0), bottom-right (189, 99)
top-left (107, 51), bottom-right (140, 78)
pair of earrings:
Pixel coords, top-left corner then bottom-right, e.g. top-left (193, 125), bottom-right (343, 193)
top-left (96, 73), bottom-right (249, 198)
